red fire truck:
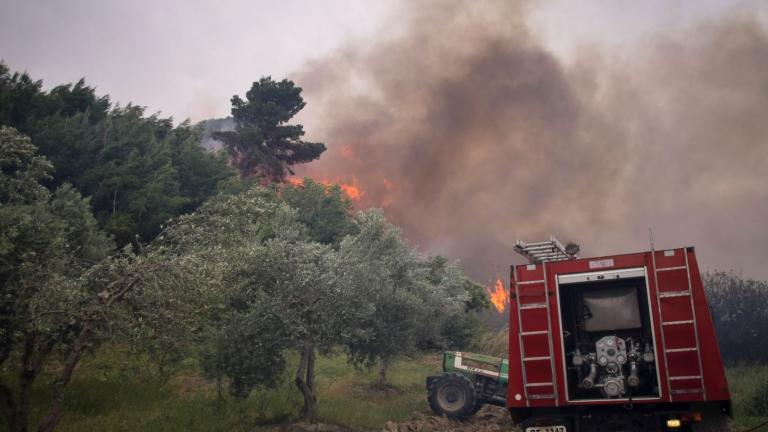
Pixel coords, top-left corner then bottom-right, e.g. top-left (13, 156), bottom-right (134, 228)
top-left (508, 238), bottom-right (731, 431)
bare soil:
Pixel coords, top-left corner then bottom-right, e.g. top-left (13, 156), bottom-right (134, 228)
top-left (271, 405), bottom-right (518, 432)
top-left (380, 405), bottom-right (518, 432)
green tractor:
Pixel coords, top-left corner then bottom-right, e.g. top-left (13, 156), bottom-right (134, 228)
top-left (426, 351), bottom-right (509, 419)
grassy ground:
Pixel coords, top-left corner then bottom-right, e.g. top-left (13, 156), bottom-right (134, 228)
top-left (12, 349), bottom-right (437, 432)
top-left (5, 348), bottom-right (766, 432)
top-left (727, 363), bottom-right (768, 430)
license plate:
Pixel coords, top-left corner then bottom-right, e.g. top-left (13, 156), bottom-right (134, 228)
top-left (525, 426), bottom-right (566, 432)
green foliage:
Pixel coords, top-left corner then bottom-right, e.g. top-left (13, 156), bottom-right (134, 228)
top-left (0, 63), bottom-right (235, 247)
top-left (0, 127), bottom-right (112, 356)
top-left (0, 126), bottom-right (53, 203)
top-left (0, 62), bottom-right (487, 428)
top-left (727, 364), bottom-right (768, 429)
top-left (12, 349), bottom-right (436, 432)
top-left (340, 210), bottom-right (481, 382)
top-left (0, 127), bottom-right (115, 431)
top-left (0, 63), bottom-right (109, 134)
top-left (0, 127), bottom-right (229, 432)
top-left (340, 210), bottom-right (431, 371)
top-left (156, 186), bottom-right (306, 399)
top-left (212, 77), bottom-right (325, 180)
top-left (281, 178), bottom-right (357, 246)
top-left (703, 271), bottom-right (768, 363)
top-left (200, 312), bottom-right (289, 398)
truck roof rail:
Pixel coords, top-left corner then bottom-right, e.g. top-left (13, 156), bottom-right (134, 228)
top-left (514, 236), bottom-right (579, 263)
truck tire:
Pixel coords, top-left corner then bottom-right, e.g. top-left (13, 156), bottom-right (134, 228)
top-left (427, 373), bottom-right (478, 419)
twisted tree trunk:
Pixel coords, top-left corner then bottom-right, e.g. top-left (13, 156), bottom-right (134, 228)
top-left (35, 323), bottom-right (93, 432)
top-left (294, 338), bottom-right (317, 422)
top-left (378, 357), bottom-right (389, 387)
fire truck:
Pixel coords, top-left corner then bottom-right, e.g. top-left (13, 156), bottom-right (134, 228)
top-left (427, 238), bottom-right (731, 431)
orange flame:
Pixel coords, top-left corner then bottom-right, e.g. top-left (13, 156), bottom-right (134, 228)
top-left (340, 182), bottom-right (362, 200)
top-left (286, 177), bottom-right (304, 187)
top-left (486, 278), bottom-right (509, 313)
top-left (285, 176), bottom-right (363, 201)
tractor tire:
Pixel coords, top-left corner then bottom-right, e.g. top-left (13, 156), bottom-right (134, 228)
top-left (427, 373), bottom-right (478, 419)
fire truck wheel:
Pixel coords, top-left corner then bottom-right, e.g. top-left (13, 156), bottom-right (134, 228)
top-left (427, 373), bottom-right (478, 419)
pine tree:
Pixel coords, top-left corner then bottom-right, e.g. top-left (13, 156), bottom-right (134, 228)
top-left (213, 77), bottom-right (325, 181)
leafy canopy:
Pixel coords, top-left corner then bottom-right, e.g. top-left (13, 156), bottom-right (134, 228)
top-left (0, 62), bottom-right (235, 247)
top-left (281, 178), bottom-right (357, 246)
top-left (213, 77), bottom-right (326, 181)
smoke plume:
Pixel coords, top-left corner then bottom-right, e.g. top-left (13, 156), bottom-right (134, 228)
top-left (291, 1), bottom-right (768, 283)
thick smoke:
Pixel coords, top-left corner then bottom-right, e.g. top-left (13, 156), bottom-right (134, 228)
top-left (292, 1), bottom-right (768, 283)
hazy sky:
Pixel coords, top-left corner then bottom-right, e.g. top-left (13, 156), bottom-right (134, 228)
top-left (2, 0), bottom-right (768, 281)
top-left (1, 0), bottom-right (762, 122)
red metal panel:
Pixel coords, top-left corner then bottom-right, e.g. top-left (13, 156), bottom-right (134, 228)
top-left (654, 249), bottom-right (706, 400)
top-left (522, 334), bottom-right (551, 358)
top-left (507, 267), bottom-right (526, 407)
top-left (657, 268), bottom-right (689, 293)
top-left (664, 324), bottom-right (697, 349)
top-left (686, 249), bottom-right (731, 401)
top-left (509, 262), bottom-right (558, 407)
top-left (666, 350), bottom-right (701, 376)
top-left (518, 283), bottom-right (547, 306)
top-left (520, 308), bottom-right (548, 332)
top-left (660, 296), bottom-right (695, 322)
top-left (507, 246), bottom-right (731, 410)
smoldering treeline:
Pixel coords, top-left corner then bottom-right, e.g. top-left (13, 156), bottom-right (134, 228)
top-left (292, 0), bottom-right (768, 283)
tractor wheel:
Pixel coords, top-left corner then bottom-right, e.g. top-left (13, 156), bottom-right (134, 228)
top-left (427, 373), bottom-right (478, 419)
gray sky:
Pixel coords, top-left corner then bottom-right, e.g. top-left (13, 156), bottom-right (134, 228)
top-left (2, 0), bottom-right (761, 122)
top-left (0, 0), bottom-right (398, 120)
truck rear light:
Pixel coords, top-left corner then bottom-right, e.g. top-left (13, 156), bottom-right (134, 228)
top-left (692, 412), bottom-right (702, 423)
top-left (666, 418), bottom-right (682, 428)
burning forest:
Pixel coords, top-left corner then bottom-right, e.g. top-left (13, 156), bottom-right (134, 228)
top-left (3, 0), bottom-right (768, 431)
top-left (287, 0), bottom-right (768, 288)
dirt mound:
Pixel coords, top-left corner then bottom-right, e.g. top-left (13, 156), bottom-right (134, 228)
top-left (381, 405), bottom-right (518, 432)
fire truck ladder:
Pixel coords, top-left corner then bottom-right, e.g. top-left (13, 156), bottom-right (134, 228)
top-left (513, 265), bottom-right (559, 404)
top-left (513, 237), bottom-right (573, 404)
top-left (514, 236), bottom-right (577, 263)
top-left (652, 249), bottom-right (706, 401)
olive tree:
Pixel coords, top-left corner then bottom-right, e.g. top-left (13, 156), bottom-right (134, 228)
top-left (0, 127), bottom-right (218, 432)
top-left (186, 190), bottom-right (361, 420)
top-left (339, 210), bottom-right (474, 385)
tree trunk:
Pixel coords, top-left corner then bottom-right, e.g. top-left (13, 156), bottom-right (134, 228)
top-left (294, 338), bottom-right (316, 422)
top-left (15, 368), bottom-right (34, 432)
top-left (12, 331), bottom-right (42, 432)
top-left (35, 323), bottom-right (92, 432)
top-left (0, 381), bottom-right (18, 432)
top-left (378, 357), bottom-right (389, 387)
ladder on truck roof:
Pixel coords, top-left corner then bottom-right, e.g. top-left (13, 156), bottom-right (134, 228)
top-left (652, 248), bottom-right (706, 401)
top-left (514, 236), bottom-right (578, 263)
